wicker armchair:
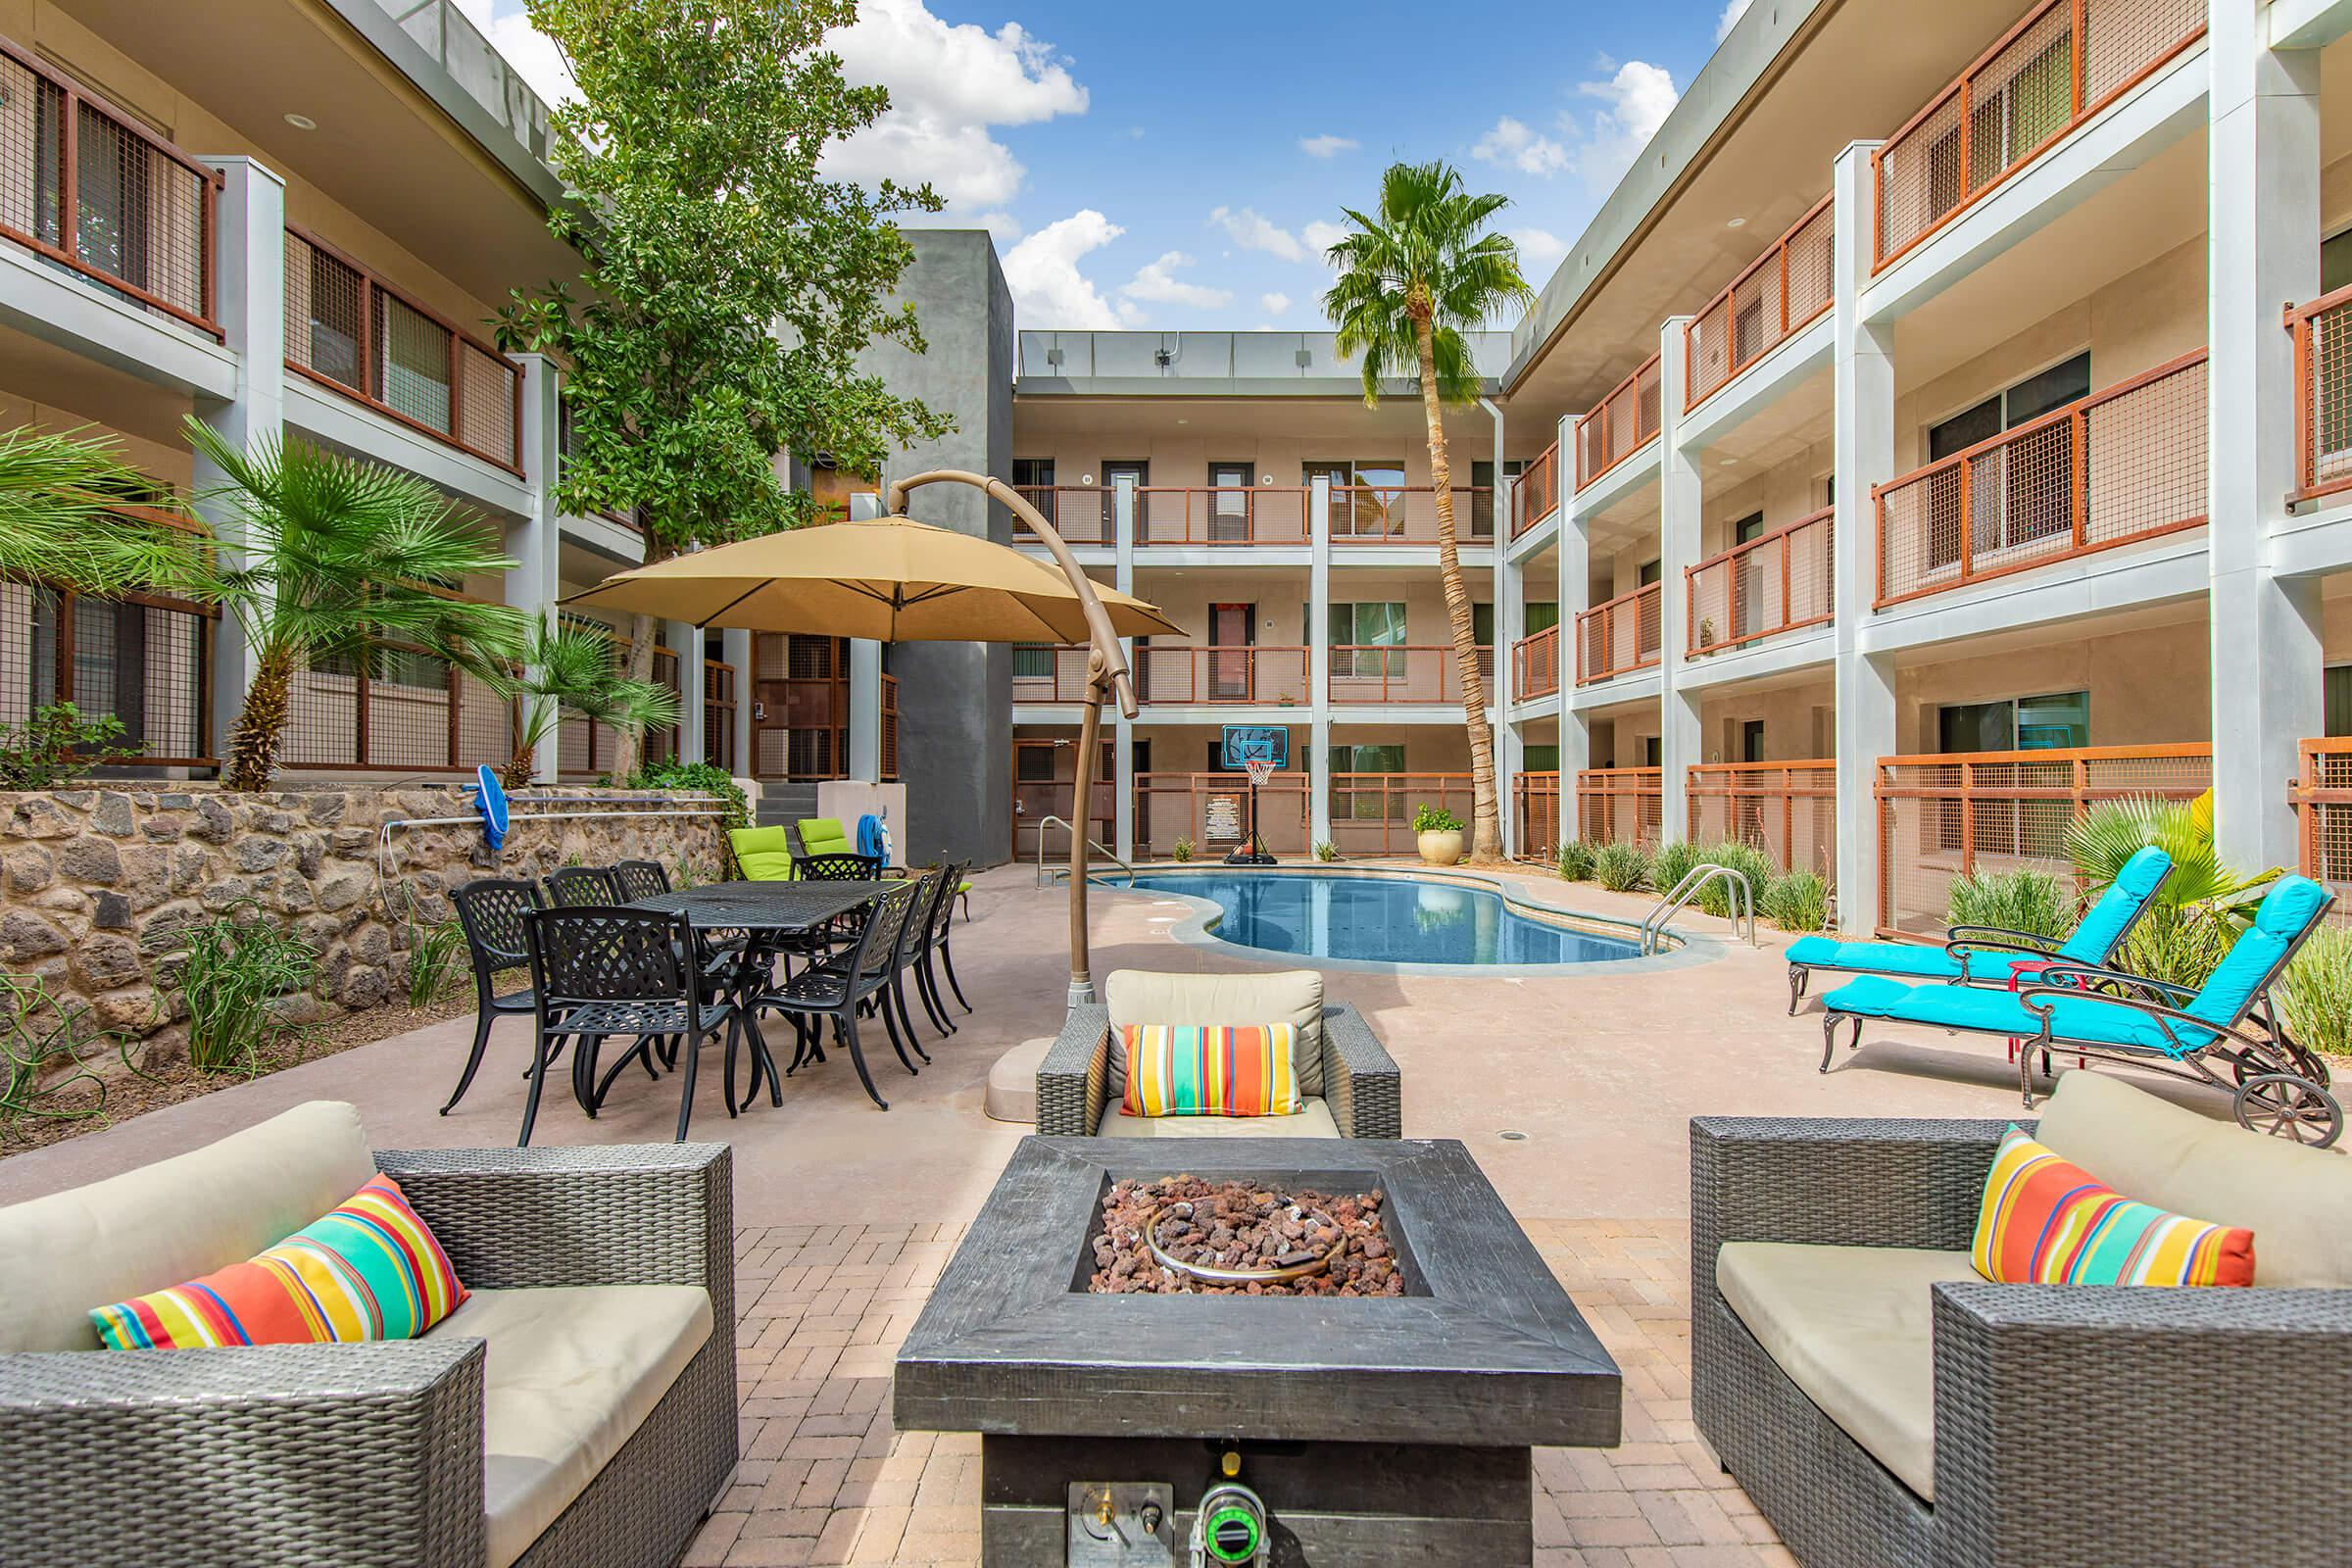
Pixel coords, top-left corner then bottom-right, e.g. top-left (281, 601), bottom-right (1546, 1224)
top-left (1691, 1104), bottom-right (2352, 1568)
top-left (1038, 1001), bottom-right (1401, 1138)
top-left (0, 1130), bottom-right (737, 1568)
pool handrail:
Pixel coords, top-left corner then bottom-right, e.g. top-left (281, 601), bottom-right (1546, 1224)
top-left (1642, 864), bottom-right (1755, 954)
top-left (1033, 815), bottom-right (1135, 890)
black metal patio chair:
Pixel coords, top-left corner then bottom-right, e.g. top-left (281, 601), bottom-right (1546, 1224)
top-left (612, 858), bottom-right (672, 901)
top-left (931, 858), bottom-right (973, 1013)
top-left (442, 878), bottom-right (543, 1116)
top-left (518, 905), bottom-right (743, 1145)
top-left (544, 864), bottom-right (622, 906)
top-left (898, 864), bottom-right (958, 1040)
top-left (794, 852), bottom-right (884, 881)
top-left (742, 881), bottom-right (916, 1111)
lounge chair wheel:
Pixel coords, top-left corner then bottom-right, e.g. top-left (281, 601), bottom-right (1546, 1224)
top-left (2233, 1074), bottom-right (2342, 1150)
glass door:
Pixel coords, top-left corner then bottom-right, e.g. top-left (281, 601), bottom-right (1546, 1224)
top-left (1208, 462), bottom-right (1251, 542)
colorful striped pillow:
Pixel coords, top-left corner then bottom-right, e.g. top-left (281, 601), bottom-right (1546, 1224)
top-left (89, 1174), bottom-right (468, 1350)
top-left (1972, 1126), bottom-right (2254, 1287)
top-left (1119, 1023), bottom-right (1301, 1117)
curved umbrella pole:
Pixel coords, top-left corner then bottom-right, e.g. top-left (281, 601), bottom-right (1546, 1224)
top-left (886, 469), bottom-right (1134, 1007)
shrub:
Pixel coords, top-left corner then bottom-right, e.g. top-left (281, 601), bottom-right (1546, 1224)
top-left (1761, 871), bottom-right (1831, 933)
top-left (1411, 803), bottom-right (1464, 835)
top-left (1313, 840), bottom-right (1339, 861)
top-left (1945, 868), bottom-right (2074, 943)
top-left (146, 906), bottom-right (316, 1075)
top-left (627, 757), bottom-right (750, 831)
top-left (404, 915), bottom-right (466, 1007)
top-left (1649, 840), bottom-right (1701, 897)
top-left (1592, 841), bottom-right (1650, 893)
top-left (0, 972), bottom-right (127, 1137)
top-left (1172, 836), bottom-right (1195, 862)
top-left (2118, 901), bottom-right (2234, 991)
top-left (1555, 840), bottom-right (1595, 881)
top-left (1691, 840), bottom-right (1776, 918)
top-left (2281, 924), bottom-right (2352, 1058)
top-left (0, 701), bottom-right (144, 788)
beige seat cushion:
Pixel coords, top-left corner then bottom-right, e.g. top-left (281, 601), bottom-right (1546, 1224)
top-left (986, 1038), bottom-right (1052, 1124)
top-left (1101, 1097), bottom-right (1342, 1140)
top-left (426, 1283), bottom-right (713, 1568)
top-left (1105, 968), bottom-right (1326, 1098)
top-left (2034, 1069), bottom-right (2352, 1287)
top-left (0, 1101), bottom-right (376, 1353)
top-left (1715, 1241), bottom-right (1978, 1501)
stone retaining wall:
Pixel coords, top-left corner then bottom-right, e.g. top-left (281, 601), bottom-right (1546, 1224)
top-left (0, 784), bottom-right (734, 1055)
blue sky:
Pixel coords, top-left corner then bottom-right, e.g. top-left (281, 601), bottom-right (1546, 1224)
top-left (464, 0), bottom-right (1751, 329)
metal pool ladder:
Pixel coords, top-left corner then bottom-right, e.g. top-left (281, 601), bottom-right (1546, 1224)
top-left (1640, 864), bottom-right (1756, 954)
top-left (1032, 815), bottom-right (1135, 889)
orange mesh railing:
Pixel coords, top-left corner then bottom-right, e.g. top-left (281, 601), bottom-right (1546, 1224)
top-left (283, 224), bottom-right (523, 473)
top-left (1874, 349), bottom-right (2207, 609)
top-left (1013, 740), bottom-right (1116, 861)
top-left (1328, 645), bottom-right (1493, 707)
top-left (1012, 643), bottom-right (1091, 703)
top-left (2292, 739), bottom-right (2352, 919)
top-left (1135, 645), bottom-right (1311, 706)
top-left (1575, 582), bottom-right (1663, 685)
top-left (1874, 743), bottom-right (2210, 937)
top-left (1137, 487), bottom-right (1309, 546)
top-left (1136, 769), bottom-right (1309, 858)
top-left (557, 634), bottom-right (676, 776)
top-left (1512, 440), bottom-right (1561, 537)
top-left (1575, 351), bottom-right (1663, 491)
top-left (1687, 761), bottom-right (1838, 876)
top-left (1329, 772), bottom-right (1473, 858)
top-left (2289, 286), bottom-right (2352, 507)
top-left (1514, 770), bottom-right (1563, 861)
top-left (1688, 509), bottom-right (1833, 656)
top-left (0, 38), bottom-right (220, 337)
top-left (1512, 624), bottom-right (1561, 700)
top-left (0, 564), bottom-right (219, 769)
top-left (703, 659), bottom-right (736, 773)
top-left (1685, 193), bottom-right (1834, 411)
top-left (1330, 487), bottom-right (1493, 544)
top-left (289, 644), bottom-right (518, 775)
top-left (1013, 486), bottom-right (1112, 545)
top-left (1872, 0), bottom-right (2207, 272)
top-left (1577, 767), bottom-right (1664, 848)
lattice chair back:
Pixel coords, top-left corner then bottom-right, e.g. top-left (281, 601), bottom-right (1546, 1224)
top-left (524, 906), bottom-right (694, 1008)
top-left (900, 866), bottom-right (951, 966)
top-left (453, 878), bottom-right (540, 982)
top-left (544, 865), bottom-right (622, 907)
top-left (929, 860), bottom-right (968, 942)
top-left (799, 852), bottom-right (883, 882)
top-left (857, 882), bottom-right (919, 980)
top-left (612, 859), bottom-right (672, 902)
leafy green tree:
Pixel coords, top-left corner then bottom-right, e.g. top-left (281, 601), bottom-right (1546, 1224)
top-left (186, 418), bottom-right (528, 791)
top-left (0, 424), bottom-right (199, 595)
top-left (504, 619), bottom-right (681, 789)
top-left (1324, 162), bottom-right (1534, 862)
top-left (496, 0), bottom-right (954, 776)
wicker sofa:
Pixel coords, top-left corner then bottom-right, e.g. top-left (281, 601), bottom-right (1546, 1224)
top-left (1692, 1071), bottom-right (2352, 1568)
top-left (0, 1102), bottom-right (737, 1568)
top-left (1037, 968), bottom-right (1401, 1138)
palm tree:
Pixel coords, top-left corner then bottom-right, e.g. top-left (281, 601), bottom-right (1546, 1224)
top-left (0, 424), bottom-right (202, 595)
top-left (1324, 161), bottom-right (1534, 862)
top-left (185, 417), bottom-right (529, 791)
top-left (503, 618), bottom-right (681, 788)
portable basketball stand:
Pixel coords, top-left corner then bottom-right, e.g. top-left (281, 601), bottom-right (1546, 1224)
top-left (1222, 724), bottom-right (1283, 866)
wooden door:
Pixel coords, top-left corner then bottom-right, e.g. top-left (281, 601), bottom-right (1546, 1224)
top-left (1209, 603), bottom-right (1253, 700)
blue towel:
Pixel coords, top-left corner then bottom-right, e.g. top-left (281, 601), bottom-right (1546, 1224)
top-left (857, 812), bottom-right (889, 863)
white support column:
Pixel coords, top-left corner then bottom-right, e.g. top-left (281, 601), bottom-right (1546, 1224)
top-left (509, 354), bottom-right (563, 781)
top-left (847, 491), bottom-right (884, 783)
top-left (1308, 476), bottom-right (1333, 847)
top-left (1113, 484), bottom-right (1138, 862)
top-left (2211, 6), bottom-right (2326, 871)
top-left (1833, 141), bottom-right (1897, 934)
top-left (1656, 317), bottom-right (1702, 844)
top-left (193, 157), bottom-right (285, 762)
top-left (665, 619), bottom-right (704, 765)
top-left (1558, 413), bottom-right (1591, 839)
top-left (1488, 400), bottom-right (1521, 858)
top-left (721, 626), bottom-right (754, 780)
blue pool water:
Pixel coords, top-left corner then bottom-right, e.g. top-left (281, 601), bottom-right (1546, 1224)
top-left (1127, 871), bottom-right (1644, 968)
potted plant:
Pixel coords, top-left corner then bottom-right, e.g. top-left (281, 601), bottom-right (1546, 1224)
top-left (1411, 804), bottom-right (1465, 866)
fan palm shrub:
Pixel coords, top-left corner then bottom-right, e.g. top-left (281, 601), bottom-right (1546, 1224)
top-left (0, 423), bottom-right (200, 595)
top-left (2063, 792), bottom-right (2277, 987)
top-left (187, 418), bottom-right (528, 790)
top-left (505, 620), bottom-right (681, 787)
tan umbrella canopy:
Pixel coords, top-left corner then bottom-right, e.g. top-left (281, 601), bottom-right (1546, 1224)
top-left (561, 471), bottom-right (1161, 1006)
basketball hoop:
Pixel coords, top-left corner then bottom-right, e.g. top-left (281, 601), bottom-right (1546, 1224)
top-left (1244, 758), bottom-right (1277, 789)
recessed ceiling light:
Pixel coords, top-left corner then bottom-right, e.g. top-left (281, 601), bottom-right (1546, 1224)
top-left (1725, 216), bottom-right (1747, 229)
top-left (1720, 458), bottom-right (1741, 466)
top-left (1176, 417), bottom-right (1188, 425)
top-left (284, 113), bottom-right (318, 130)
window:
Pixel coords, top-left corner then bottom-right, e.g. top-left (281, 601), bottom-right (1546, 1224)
top-left (1471, 603), bottom-right (1494, 648)
top-left (1313, 459), bottom-right (1406, 538)
top-left (1329, 744), bottom-right (1406, 819)
top-left (1733, 513), bottom-right (1766, 546)
top-left (376, 295), bottom-right (452, 432)
top-left (1015, 744), bottom-right (1057, 782)
top-left (1925, 353), bottom-right (2091, 567)
top-left (2326, 229), bottom-right (2352, 296)
top-left (1329, 601), bottom-right (1406, 678)
top-left (1741, 719), bottom-right (1767, 763)
top-left (1925, 34), bottom-right (2072, 229)
top-left (1525, 602), bottom-right (1560, 634)
top-left (1642, 736), bottom-right (1662, 767)
top-left (1524, 743), bottom-right (1560, 771)
top-left (2328, 665), bottom-right (2352, 737)
top-left (1011, 458), bottom-right (1054, 488)
top-left (1469, 459), bottom-right (1522, 537)
top-left (1011, 645), bottom-right (1054, 679)
top-left (1638, 559), bottom-right (1661, 586)
top-left (1936, 691), bottom-right (2087, 753)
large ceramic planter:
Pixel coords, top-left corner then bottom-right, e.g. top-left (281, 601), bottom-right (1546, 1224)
top-left (1416, 829), bottom-right (1464, 866)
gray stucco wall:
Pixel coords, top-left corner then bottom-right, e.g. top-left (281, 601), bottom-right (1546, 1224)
top-left (868, 230), bottom-right (1014, 867)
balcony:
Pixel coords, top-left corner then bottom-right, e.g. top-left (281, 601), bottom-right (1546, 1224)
top-left (1575, 583), bottom-right (1662, 686)
top-left (1510, 440), bottom-right (1561, 538)
top-left (1332, 486), bottom-right (1494, 545)
top-left (1575, 351), bottom-right (1662, 492)
top-left (1686, 509), bottom-right (1833, 658)
top-left (1139, 486), bottom-right (1307, 546)
top-left (1012, 644), bottom-right (1092, 704)
top-left (2290, 286), bottom-right (2352, 508)
top-left (1512, 624), bottom-right (1561, 701)
top-left (1136, 769), bottom-right (1308, 858)
top-left (1871, 0), bottom-right (2208, 274)
top-left (1329, 772), bottom-right (1473, 857)
top-left (1328, 645), bottom-right (1493, 707)
top-left (1576, 767), bottom-right (1662, 847)
top-left (2292, 739), bottom-right (2352, 913)
top-left (1684, 194), bottom-right (1833, 413)
top-left (1136, 645), bottom-right (1310, 706)
top-left (283, 225), bottom-right (524, 473)
top-left (1013, 486), bottom-right (1112, 546)
top-left (1686, 761), bottom-right (1836, 877)
top-left (0, 41), bottom-right (220, 339)
top-left (1873, 349), bottom-right (2207, 609)
top-left (1512, 770), bottom-right (1562, 859)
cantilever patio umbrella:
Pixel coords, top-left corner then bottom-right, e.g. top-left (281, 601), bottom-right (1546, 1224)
top-left (562, 470), bottom-right (1175, 1005)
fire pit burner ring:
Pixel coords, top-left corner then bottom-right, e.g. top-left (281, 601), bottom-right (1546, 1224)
top-left (1142, 1200), bottom-right (1342, 1286)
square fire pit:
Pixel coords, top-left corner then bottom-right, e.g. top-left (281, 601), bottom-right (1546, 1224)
top-left (895, 1138), bottom-right (1621, 1566)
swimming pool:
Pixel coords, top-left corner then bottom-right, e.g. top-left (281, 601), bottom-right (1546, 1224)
top-left (1124, 868), bottom-right (1653, 971)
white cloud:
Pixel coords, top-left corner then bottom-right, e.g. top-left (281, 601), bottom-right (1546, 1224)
top-left (1472, 116), bottom-right (1570, 177)
top-left (1511, 227), bottom-right (1567, 266)
top-left (1207, 206), bottom-right (1304, 264)
top-left (1300, 220), bottom-right (1350, 265)
top-left (1717, 0), bottom-right (1754, 42)
top-left (1260, 291), bottom-right (1293, 317)
top-left (1574, 60), bottom-right (1679, 191)
top-left (1121, 251), bottom-right (1233, 310)
top-left (824, 0), bottom-right (1088, 214)
top-left (452, 0), bottom-right (576, 107)
top-left (1001, 210), bottom-right (1124, 328)
top-left (1298, 133), bottom-right (1358, 159)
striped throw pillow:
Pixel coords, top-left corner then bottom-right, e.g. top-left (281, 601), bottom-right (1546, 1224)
top-left (1119, 1023), bottom-right (1301, 1117)
top-left (90, 1174), bottom-right (468, 1350)
top-left (1972, 1126), bottom-right (2254, 1287)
